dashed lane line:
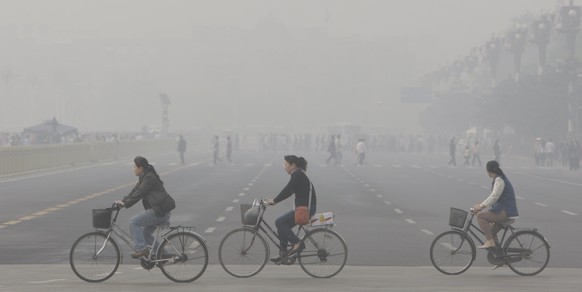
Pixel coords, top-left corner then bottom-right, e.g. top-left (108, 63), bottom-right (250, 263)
top-left (394, 209), bottom-right (403, 214)
top-left (29, 279), bottom-right (67, 284)
top-left (216, 217), bottom-right (226, 222)
top-left (562, 210), bottom-right (578, 216)
top-left (421, 229), bottom-right (434, 236)
top-left (405, 219), bottom-right (416, 224)
top-left (204, 227), bottom-right (216, 233)
top-left (376, 194), bottom-right (383, 198)
top-left (225, 206), bottom-right (234, 212)
top-left (534, 202), bottom-right (548, 207)
top-left (516, 196), bottom-right (525, 200)
top-left (238, 193), bottom-right (246, 197)
top-left (232, 199), bottom-right (240, 203)
top-left (384, 201), bottom-right (391, 205)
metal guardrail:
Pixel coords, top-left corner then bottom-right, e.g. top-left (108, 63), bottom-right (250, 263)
top-left (0, 139), bottom-right (175, 176)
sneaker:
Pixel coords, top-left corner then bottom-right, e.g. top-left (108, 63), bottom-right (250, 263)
top-left (477, 240), bottom-right (496, 249)
top-left (131, 249), bottom-right (149, 258)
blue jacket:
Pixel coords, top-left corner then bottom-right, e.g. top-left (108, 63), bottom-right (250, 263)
top-left (490, 175), bottom-right (519, 218)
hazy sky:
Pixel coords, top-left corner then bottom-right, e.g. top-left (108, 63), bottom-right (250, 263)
top-left (0, 0), bottom-right (558, 133)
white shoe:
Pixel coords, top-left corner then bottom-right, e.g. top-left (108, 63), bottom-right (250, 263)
top-left (477, 240), bottom-right (496, 249)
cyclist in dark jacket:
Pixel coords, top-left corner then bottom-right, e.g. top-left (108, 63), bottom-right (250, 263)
top-left (114, 156), bottom-right (175, 258)
top-left (266, 155), bottom-right (317, 264)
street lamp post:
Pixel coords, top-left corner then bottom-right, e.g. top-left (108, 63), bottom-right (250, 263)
top-left (504, 24), bottom-right (528, 83)
top-left (483, 36), bottom-right (501, 87)
top-left (557, 0), bottom-right (581, 139)
top-left (530, 15), bottom-right (552, 76)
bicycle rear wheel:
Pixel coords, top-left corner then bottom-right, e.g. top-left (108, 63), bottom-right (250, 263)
top-left (218, 227), bottom-right (268, 278)
top-left (504, 230), bottom-right (550, 276)
top-left (298, 228), bottom-right (347, 278)
top-left (430, 230), bottom-right (475, 275)
top-left (157, 231), bottom-right (208, 282)
top-left (69, 231), bottom-right (120, 282)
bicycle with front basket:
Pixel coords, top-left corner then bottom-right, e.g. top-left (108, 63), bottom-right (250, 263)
top-left (69, 204), bottom-right (209, 282)
top-left (429, 207), bottom-right (550, 276)
top-left (218, 198), bottom-right (348, 278)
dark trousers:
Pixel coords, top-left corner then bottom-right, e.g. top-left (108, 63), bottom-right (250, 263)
top-left (275, 206), bottom-right (316, 253)
top-left (179, 151), bottom-right (185, 164)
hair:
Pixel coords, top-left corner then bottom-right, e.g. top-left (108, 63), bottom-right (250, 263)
top-left (486, 160), bottom-right (505, 177)
top-left (284, 155), bottom-right (308, 171)
top-left (134, 156), bottom-right (163, 184)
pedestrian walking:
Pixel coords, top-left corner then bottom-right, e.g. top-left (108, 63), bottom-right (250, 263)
top-left (493, 139), bottom-right (501, 163)
top-left (448, 137), bottom-right (457, 166)
top-left (177, 134), bottom-right (187, 165)
top-left (463, 145), bottom-right (471, 166)
top-left (226, 136), bottom-right (233, 164)
top-left (472, 141), bottom-right (482, 167)
top-left (326, 135), bottom-right (337, 165)
top-left (213, 135), bottom-right (222, 165)
top-left (355, 138), bottom-right (367, 166)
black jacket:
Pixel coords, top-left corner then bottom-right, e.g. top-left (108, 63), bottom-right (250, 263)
top-left (274, 169), bottom-right (317, 208)
top-left (123, 167), bottom-right (173, 217)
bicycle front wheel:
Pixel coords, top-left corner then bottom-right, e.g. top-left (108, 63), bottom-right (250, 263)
top-left (430, 230), bottom-right (475, 275)
top-left (218, 227), bottom-right (268, 278)
top-left (69, 231), bottom-right (120, 282)
top-left (298, 228), bottom-right (347, 278)
top-left (504, 230), bottom-right (550, 276)
top-left (157, 232), bottom-right (209, 282)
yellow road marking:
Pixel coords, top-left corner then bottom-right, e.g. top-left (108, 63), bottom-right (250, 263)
top-left (0, 159), bottom-right (207, 230)
top-left (4, 221), bottom-right (21, 225)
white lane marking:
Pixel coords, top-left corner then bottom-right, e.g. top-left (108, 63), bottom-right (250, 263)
top-left (392, 164), bottom-right (402, 168)
top-left (405, 219), bottom-right (416, 224)
top-left (517, 173), bottom-right (582, 187)
top-left (248, 183), bottom-right (253, 186)
top-left (18, 216), bottom-right (36, 221)
top-left (243, 187), bottom-right (250, 191)
top-left (481, 185), bottom-right (489, 189)
top-left (468, 182), bottom-right (475, 185)
top-left (456, 179), bottom-right (464, 182)
top-left (534, 202), bottom-right (548, 207)
top-left (411, 165), bottom-right (421, 169)
top-left (29, 279), bottom-right (67, 284)
top-left (232, 199), bottom-right (240, 203)
top-left (204, 227), bottom-right (216, 233)
top-left (447, 176), bottom-right (453, 179)
top-left (516, 196), bottom-right (525, 200)
top-left (376, 194), bottom-right (383, 198)
top-left (384, 201), bottom-right (391, 205)
top-left (440, 242), bottom-right (454, 250)
top-left (369, 189), bottom-right (376, 192)
top-left (562, 210), bottom-right (578, 216)
top-left (216, 217), bottom-right (226, 222)
top-left (364, 184), bottom-right (370, 188)
top-left (394, 209), bottom-right (402, 214)
top-left (421, 229), bottom-right (434, 235)
top-left (225, 206), bottom-right (234, 212)
top-left (0, 225), bottom-right (6, 229)
top-left (238, 193), bottom-right (245, 197)
top-left (168, 162), bottom-right (178, 166)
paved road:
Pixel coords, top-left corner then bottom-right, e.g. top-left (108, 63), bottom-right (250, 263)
top-left (0, 149), bottom-right (581, 288)
top-left (1, 265), bottom-right (581, 292)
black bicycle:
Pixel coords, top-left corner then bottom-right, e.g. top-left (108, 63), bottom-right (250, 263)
top-left (69, 205), bottom-right (209, 282)
top-left (430, 207), bottom-right (550, 276)
top-left (218, 198), bottom-right (347, 278)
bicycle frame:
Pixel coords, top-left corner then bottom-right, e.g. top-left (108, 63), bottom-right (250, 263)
top-left (245, 199), bottom-right (332, 255)
top-left (97, 207), bottom-right (182, 264)
top-left (457, 212), bottom-right (513, 248)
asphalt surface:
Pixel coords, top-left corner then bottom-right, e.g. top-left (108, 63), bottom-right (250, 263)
top-left (1, 148), bottom-right (581, 290)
